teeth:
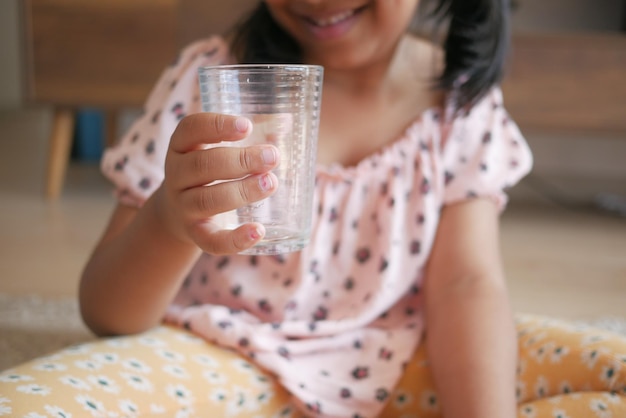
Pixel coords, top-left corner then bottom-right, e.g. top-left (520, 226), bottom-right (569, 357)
top-left (311, 10), bottom-right (356, 27)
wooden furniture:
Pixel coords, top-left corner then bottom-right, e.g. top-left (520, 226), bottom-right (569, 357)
top-left (502, 32), bottom-right (626, 136)
top-left (22, 1), bottom-right (626, 200)
top-left (178, 1), bottom-right (257, 46)
top-left (23, 0), bottom-right (179, 199)
top-left (23, 0), bottom-right (258, 200)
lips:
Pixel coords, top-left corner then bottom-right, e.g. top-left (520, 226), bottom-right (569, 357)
top-left (299, 6), bottom-right (367, 40)
top-left (307, 9), bottom-right (358, 27)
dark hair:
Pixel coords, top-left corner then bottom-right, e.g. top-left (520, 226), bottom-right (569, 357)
top-left (428, 0), bottom-right (511, 108)
top-left (229, 0), bottom-right (510, 109)
top-left (229, 3), bottom-right (301, 64)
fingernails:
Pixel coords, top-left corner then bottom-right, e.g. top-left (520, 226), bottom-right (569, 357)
top-left (250, 224), bottom-right (264, 241)
top-left (259, 173), bottom-right (274, 192)
top-left (235, 117), bottom-right (250, 133)
top-left (261, 147), bottom-right (277, 165)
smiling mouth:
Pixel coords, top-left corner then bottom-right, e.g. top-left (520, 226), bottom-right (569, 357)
top-left (305, 6), bottom-right (366, 27)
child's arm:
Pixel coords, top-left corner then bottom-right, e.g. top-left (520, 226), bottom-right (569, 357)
top-left (424, 198), bottom-right (517, 418)
top-left (79, 113), bottom-right (279, 337)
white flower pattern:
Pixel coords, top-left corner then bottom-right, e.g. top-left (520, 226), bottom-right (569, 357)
top-left (209, 388), bottom-right (229, 404)
top-left (193, 354), bottom-right (220, 368)
top-left (106, 338), bottom-right (132, 349)
top-left (59, 375), bottom-right (92, 391)
top-left (225, 385), bottom-right (251, 416)
top-left (419, 390), bottom-right (439, 412)
top-left (0, 373), bottom-right (34, 383)
top-left (155, 348), bottom-right (186, 363)
top-left (118, 399), bottom-right (140, 415)
top-left (92, 353), bottom-right (120, 365)
top-left (74, 360), bottom-right (102, 372)
top-left (552, 408), bottom-right (571, 418)
top-left (516, 380), bottom-right (527, 402)
top-left (174, 407), bottom-right (194, 418)
top-left (138, 336), bottom-right (167, 347)
top-left (530, 342), bottom-right (555, 364)
top-left (44, 404), bottom-right (74, 418)
top-left (163, 364), bottom-right (190, 379)
top-left (17, 384), bottom-right (52, 396)
top-left (247, 373), bottom-right (272, 390)
top-left (120, 372), bottom-right (154, 393)
top-left (590, 398), bottom-right (612, 418)
top-left (204, 370), bottom-right (229, 385)
top-left (535, 375), bottom-right (550, 398)
top-left (521, 404), bottom-right (537, 418)
top-left (599, 361), bottom-right (620, 386)
top-left (149, 404), bottom-right (166, 414)
top-left (33, 362), bottom-right (68, 372)
top-left (166, 383), bottom-right (194, 406)
top-left (75, 394), bottom-right (106, 417)
top-left (176, 333), bottom-right (203, 344)
top-left (271, 406), bottom-right (296, 418)
top-left (559, 380), bottom-right (574, 395)
top-left (603, 392), bottom-right (622, 405)
top-left (392, 390), bottom-right (413, 409)
top-left (62, 344), bottom-right (92, 355)
top-left (581, 347), bottom-right (610, 370)
top-left (231, 359), bottom-right (255, 374)
top-left (582, 334), bottom-right (608, 346)
top-left (87, 375), bottom-right (120, 394)
top-left (550, 346), bottom-right (571, 363)
top-left (0, 397), bottom-right (11, 416)
top-left (121, 358), bottom-right (152, 374)
top-left (255, 390), bottom-right (274, 406)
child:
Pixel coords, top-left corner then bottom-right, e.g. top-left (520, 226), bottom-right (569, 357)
top-left (2, 1), bottom-right (626, 417)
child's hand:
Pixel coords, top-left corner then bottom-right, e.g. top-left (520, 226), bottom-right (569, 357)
top-left (154, 113), bottom-right (279, 255)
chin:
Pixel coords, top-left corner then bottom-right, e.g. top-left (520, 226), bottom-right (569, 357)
top-left (306, 48), bottom-right (375, 70)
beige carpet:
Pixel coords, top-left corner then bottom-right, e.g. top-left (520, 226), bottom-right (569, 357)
top-left (0, 294), bottom-right (94, 371)
top-left (2, 293), bottom-right (626, 372)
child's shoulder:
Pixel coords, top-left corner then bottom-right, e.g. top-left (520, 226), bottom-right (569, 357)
top-left (177, 36), bottom-right (232, 64)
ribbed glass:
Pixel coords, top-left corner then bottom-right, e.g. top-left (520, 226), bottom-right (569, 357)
top-left (198, 65), bottom-right (323, 255)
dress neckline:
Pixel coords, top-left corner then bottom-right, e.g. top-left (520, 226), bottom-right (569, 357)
top-left (315, 106), bottom-right (444, 180)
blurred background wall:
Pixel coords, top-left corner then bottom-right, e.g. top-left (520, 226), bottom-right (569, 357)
top-left (512, 0), bottom-right (624, 31)
top-left (0, 0), bottom-right (21, 109)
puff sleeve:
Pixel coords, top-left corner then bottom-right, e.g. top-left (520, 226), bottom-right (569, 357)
top-left (100, 37), bottom-right (231, 207)
top-left (440, 87), bottom-right (533, 210)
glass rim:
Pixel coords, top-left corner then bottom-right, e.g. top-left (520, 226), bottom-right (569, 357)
top-left (198, 64), bottom-right (324, 73)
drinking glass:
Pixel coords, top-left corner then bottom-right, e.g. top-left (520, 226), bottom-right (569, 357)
top-left (198, 64), bottom-right (323, 255)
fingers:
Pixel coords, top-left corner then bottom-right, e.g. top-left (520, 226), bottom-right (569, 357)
top-left (170, 113), bottom-right (251, 153)
top-left (163, 112), bottom-right (281, 256)
top-left (191, 223), bottom-right (266, 255)
top-left (180, 172), bottom-right (278, 219)
top-left (171, 145), bottom-right (279, 190)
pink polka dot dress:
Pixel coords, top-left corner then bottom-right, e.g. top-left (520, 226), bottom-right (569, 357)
top-left (101, 37), bottom-right (533, 418)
